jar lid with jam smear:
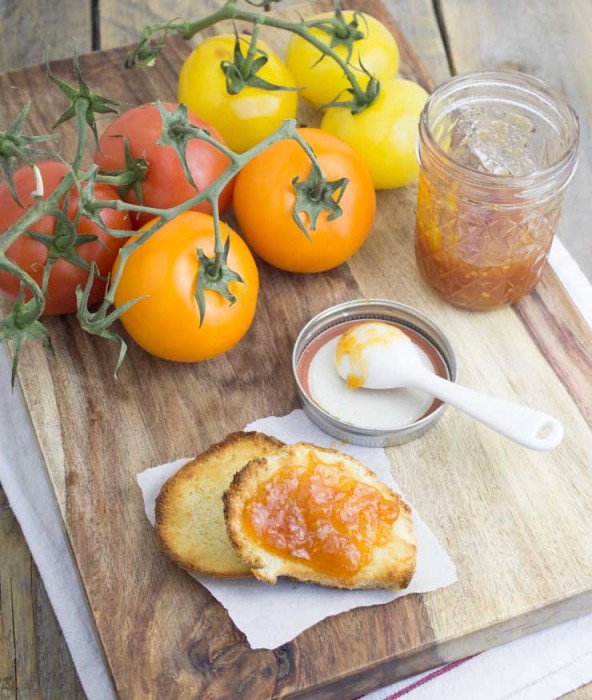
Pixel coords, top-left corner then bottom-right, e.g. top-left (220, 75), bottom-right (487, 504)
top-left (292, 299), bottom-right (458, 447)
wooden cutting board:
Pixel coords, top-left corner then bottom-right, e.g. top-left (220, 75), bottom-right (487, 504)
top-left (2, 0), bottom-right (592, 697)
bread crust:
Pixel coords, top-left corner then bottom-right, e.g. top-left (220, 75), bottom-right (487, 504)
top-left (155, 431), bottom-right (284, 577)
top-left (224, 443), bottom-right (416, 590)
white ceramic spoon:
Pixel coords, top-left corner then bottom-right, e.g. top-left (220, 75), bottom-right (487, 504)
top-left (335, 321), bottom-right (563, 451)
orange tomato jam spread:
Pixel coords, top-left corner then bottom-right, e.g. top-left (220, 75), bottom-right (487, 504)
top-left (242, 454), bottom-right (400, 578)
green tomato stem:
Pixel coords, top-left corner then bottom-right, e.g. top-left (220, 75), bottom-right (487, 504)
top-left (0, 94), bottom-right (90, 257)
top-left (291, 129), bottom-right (327, 182)
top-left (242, 23), bottom-right (262, 79)
top-left (101, 216), bottom-right (166, 306)
top-left (0, 256), bottom-right (45, 306)
top-left (95, 171), bottom-right (143, 188)
top-left (73, 99), bottom-right (90, 170)
top-left (97, 118), bottom-right (318, 307)
top-left (1, 29), bottom-right (339, 374)
top-left (149, 1), bottom-right (370, 106)
top-left (210, 197), bottom-right (224, 278)
top-left (0, 171), bottom-right (79, 256)
top-left (171, 124), bottom-right (238, 161)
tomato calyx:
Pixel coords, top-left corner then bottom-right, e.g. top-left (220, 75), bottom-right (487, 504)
top-left (27, 194), bottom-right (99, 280)
top-left (125, 18), bottom-right (188, 69)
top-left (320, 62), bottom-right (381, 114)
top-left (307, 8), bottom-right (366, 63)
top-left (96, 136), bottom-right (148, 203)
top-left (291, 165), bottom-right (349, 239)
top-left (0, 274), bottom-right (50, 386)
top-left (76, 263), bottom-right (145, 373)
top-left (155, 100), bottom-right (214, 190)
top-left (0, 102), bottom-right (57, 207)
top-left (194, 231), bottom-right (244, 326)
top-left (222, 28), bottom-right (300, 95)
top-left (48, 50), bottom-right (123, 146)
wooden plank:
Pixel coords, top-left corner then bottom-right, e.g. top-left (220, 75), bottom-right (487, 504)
top-left (0, 486), bottom-right (18, 699)
top-left (32, 561), bottom-right (86, 700)
top-left (97, 5), bottom-right (592, 697)
top-left (2, 1), bottom-right (592, 698)
top-left (99, 0), bottom-right (231, 50)
top-left (384, 0), bottom-right (451, 87)
top-left (0, 0), bottom-right (92, 72)
top-left (436, 0), bottom-right (592, 281)
top-left (0, 484), bottom-right (84, 699)
top-left (0, 483), bottom-right (40, 699)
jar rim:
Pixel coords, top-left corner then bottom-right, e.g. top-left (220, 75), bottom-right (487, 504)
top-left (419, 70), bottom-right (580, 190)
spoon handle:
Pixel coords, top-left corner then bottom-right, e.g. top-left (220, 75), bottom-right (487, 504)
top-left (411, 371), bottom-right (564, 451)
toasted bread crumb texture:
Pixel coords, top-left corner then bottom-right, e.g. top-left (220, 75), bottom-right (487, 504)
top-left (225, 443), bottom-right (417, 590)
top-left (155, 431), bottom-right (284, 577)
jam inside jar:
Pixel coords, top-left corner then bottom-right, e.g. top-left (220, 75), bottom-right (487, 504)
top-left (243, 455), bottom-right (400, 578)
top-left (415, 71), bottom-right (579, 310)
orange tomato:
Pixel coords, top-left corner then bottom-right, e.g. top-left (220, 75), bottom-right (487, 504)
top-left (233, 128), bottom-right (376, 272)
top-left (112, 211), bottom-right (259, 361)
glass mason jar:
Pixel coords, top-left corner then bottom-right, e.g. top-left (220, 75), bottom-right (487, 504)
top-left (415, 71), bottom-right (579, 310)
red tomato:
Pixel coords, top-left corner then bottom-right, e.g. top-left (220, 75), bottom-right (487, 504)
top-left (94, 102), bottom-right (234, 227)
top-left (0, 161), bottom-right (132, 315)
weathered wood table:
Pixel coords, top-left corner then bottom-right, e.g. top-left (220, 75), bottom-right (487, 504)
top-left (1, 0), bottom-right (591, 697)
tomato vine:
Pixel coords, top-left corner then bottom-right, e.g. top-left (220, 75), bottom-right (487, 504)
top-left (126, 0), bottom-right (380, 113)
top-left (0, 0), bottom-right (379, 382)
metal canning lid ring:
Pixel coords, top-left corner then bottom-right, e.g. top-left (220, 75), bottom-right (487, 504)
top-left (292, 299), bottom-right (458, 448)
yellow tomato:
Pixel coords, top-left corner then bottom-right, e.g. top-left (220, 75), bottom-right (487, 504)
top-left (286, 11), bottom-right (399, 109)
top-left (178, 35), bottom-right (298, 153)
top-left (321, 79), bottom-right (429, 189)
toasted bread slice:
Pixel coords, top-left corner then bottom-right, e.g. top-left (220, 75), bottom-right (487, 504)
top-left (155, 431), bottom-right (284, 577)
top-left (224, 442), bottom-right (416, 590)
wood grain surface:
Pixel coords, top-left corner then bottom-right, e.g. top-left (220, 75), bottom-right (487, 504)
top-left (0, 0), bottom-right (92, 71)
top-left (0, 486), bottom-right (85, 699)
top-left (1, 1), bottom-right (592, 698)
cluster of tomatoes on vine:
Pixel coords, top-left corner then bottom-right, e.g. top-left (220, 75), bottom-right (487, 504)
top-left (0, 2), bottom-right (428, 375)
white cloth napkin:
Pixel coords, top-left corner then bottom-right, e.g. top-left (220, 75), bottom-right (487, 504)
top-left (361, 611), bottom-right (592, 700)
top-left (1, 237), bottom-right (591, 700)
top-left (0, 351), bottom-right (116, 700)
